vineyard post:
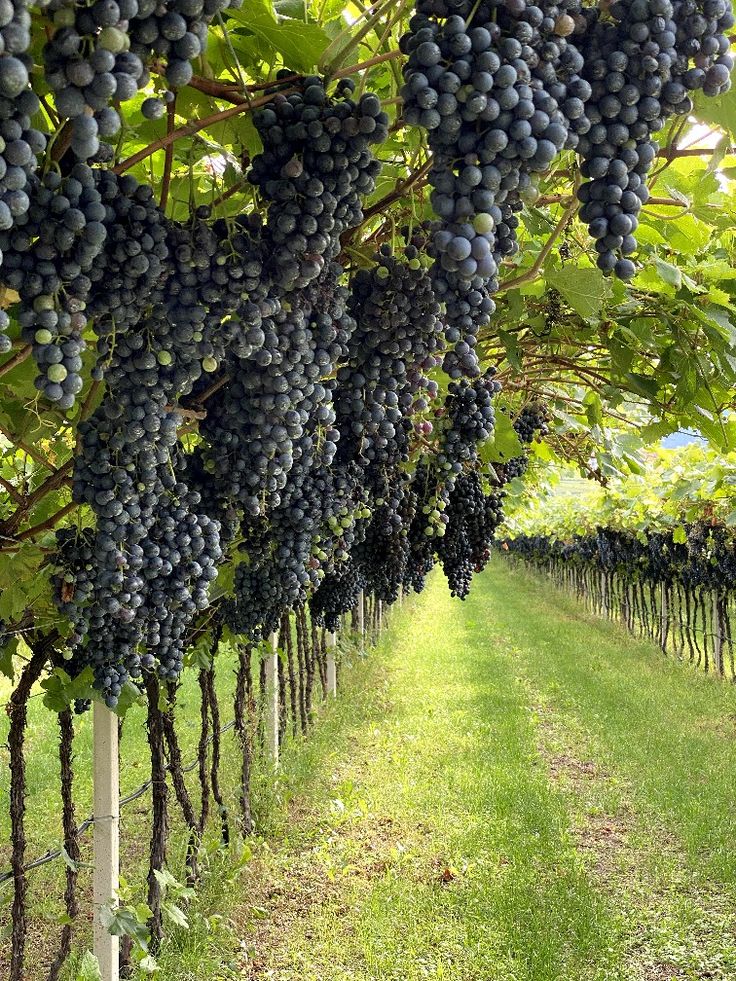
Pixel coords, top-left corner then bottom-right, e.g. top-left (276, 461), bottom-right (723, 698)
top-left (357, 590), bottom-right (365, 649)
top-left (713, 593), bottom-right (724, 675)
top-left (377, 599), bottom-right (383, 634)
top-left (325, 630), bottom-right (337, 697)
top-left (660, 582), bottom-right (668, 652)
top-left (265, 633), bottom-right (280, 763)
top-left (93, 702), bottom-right (120, 981)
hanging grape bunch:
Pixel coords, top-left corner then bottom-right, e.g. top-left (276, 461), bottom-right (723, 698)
top-left (335, 244), bottom-right (444, 474)
top-left (0, 0), bottom-right (46, 265)
top-left (401, 0), bottom-right (591, 371)
top-left (403, 0), bottom-right (733, 285)
top-left (43, 0), bottom-right (151, 161)
top-left (42, 0), bottom-right (244, 163)
top-left (250, 77), bottom-right (388, 292)
top-left (575, 0), bottom-right (733, 278)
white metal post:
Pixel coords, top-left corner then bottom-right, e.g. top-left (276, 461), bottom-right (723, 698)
top-left (377, 599), bottom-right (383, 633)
top-left (325, 630), bottom-right (337, 697)
top-left (265, 632), bottom-right (279, 763)
top-left (713, 592), bottom-right (724, 675)
top-left (357, 590), bottom-right (365, 649)
top-left (660, 581), bottom-right (668, 651)
top-left (93, 702), bottom-right (119, 981)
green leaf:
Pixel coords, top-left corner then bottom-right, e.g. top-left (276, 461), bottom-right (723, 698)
top-left (706, 134), bottom-right (730, 176)
top-left (673, 525), bottom-right (688, 544)
top-left (75, 952), bottom-right (103, 981)
top-left (692, 86), bottom-right (736, 138)
top-left (624, 372), bottom-right (660, 400)
top-left (546, 267), bottom-right (611, 319)
top-left (0, 581), bottom-right (29, 622)
top-left (583, 391), bottom-right (603, 427)
top-left (41, 667), bottom-right (96, 714)
top-left (163, 902), bottom-right (190, 929)
top-left (113, 679), bottom-right (143, 717)
top-left (0, 638), bottom-right (14, 680)
top-left (228, 2), bottom-right (329, 73)
top-left (273, 0), bottom-right (306, 16)
top-left (654, 257), bottom-right (682, 289)
top-left (640, 420), bottom-right (675, 444)
top-left (479, 411), bottom-right (523, 463)
top-left (101, 905), bottom-right (150, 950)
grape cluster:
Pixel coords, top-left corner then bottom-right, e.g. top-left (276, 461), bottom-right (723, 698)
top-left (401, 0), bottom-right (591, 373)
top-left (226, 432), bottom-right (370, 642)
top-left (437, 370), bottom-right (499, 475)
top-left (200, 262), bottom-right (350, 517)
top-left (129, 0), bottom-right (239, 96)
top-left (437, 469), bottom-right (500, 597)
top-left (493, 400), bottom-right (549, 484)
top-left (514, 401), bottom-right (550, 443)
top-left (576, 0), bottom-right (733, 277)
top-left (672, 0), bottom-right (734, 97)
top-left (43, 0), bottom-right (149, 161)
top-left (335, 245), bottom-right (443, 474)
top-left (250, 78), bottom-right (387, 292)
top-left (43, 0), bottom-right (244, 161)
top-left (353, 475), bottom-right (416, 603)
top-left (87, 170), bottom-right (169, 350)
top-left (403, 460), bottom-right (442, 591)
top-left (310, 558), bottom-right (364, 632)
top-left (2, 164), bottom-right (106, 407)
top-left (0, 0), bottom-right (45, 261)
top-left (404, 0), bottom-right (733, 285)
top-left (508, 520), bottom-right (736, 599)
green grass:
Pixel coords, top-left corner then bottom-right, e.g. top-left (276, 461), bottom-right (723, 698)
top-left (7, 559), bottom-right (736, 979)
top-left (491, 558), bottom-right (736, 884)
top-left (226, 577), bottom-right (618, 981)
top-left (224, 562), bottom-right (736, 981)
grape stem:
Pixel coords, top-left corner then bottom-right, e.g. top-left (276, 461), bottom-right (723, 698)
top-left (500, 201), bottom-right (579, 292)
top-left (114, 51), bottom-right (403, 175)
top-left (160, 97), bottom-right (177, 211)
top-left (0, 344), bottom-right (32, 380)
top-left (0, 475), bottom-right (24, 505)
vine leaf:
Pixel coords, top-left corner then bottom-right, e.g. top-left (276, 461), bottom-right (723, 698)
top-left (479, 412), bottom-right (523, 463)
top-left (655, 257), bottom-right (682, 289)
top-left (74, 951), bottom-right (103, 981)
top-left (546, 267), bottom-right (611, 319)
top-left (0, 639), bottom-right (15, 680)
top-left (228, 2), bottom-right (330, 73)
top-left (692, 86), bottom-right (736, 139)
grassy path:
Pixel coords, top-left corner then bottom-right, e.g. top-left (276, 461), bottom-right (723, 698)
top-left (168, 558), bottom-right (736, 981)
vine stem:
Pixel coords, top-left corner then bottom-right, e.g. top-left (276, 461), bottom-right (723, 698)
top-left (0, 475), bottom-right (24, 505)
top-left (8, 647), bottom-right (49, 981)
top-left (499, 201), bottom-right (579, 293)
top-left (114, 51), bottom-right (403, 175)
top-left (160, 97), bottom-right (176, 211)
top-left (0, 344), bottom-right (32, 380)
